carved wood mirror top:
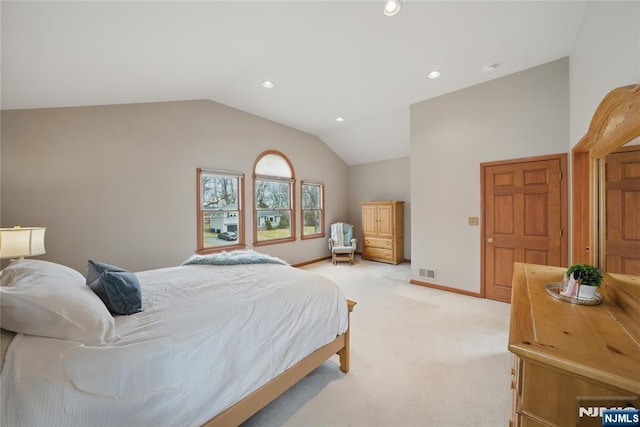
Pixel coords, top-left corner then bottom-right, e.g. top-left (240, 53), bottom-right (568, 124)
top-left (572, 84), bottom-right (640, 266)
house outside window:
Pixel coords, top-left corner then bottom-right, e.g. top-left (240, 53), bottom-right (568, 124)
top-left (253, 151), bottom-right (295, 245)
top-left (197, 168), bottom-right (244, 253)
top-left (301, 181), bottom-right (324, 239)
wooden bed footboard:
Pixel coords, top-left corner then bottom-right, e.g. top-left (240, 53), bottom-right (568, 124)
top-left (203, 300), bottom-right (356, 427)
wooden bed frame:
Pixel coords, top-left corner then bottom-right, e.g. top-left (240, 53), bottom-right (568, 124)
top-left (203, 299), bottom-right (356, 426)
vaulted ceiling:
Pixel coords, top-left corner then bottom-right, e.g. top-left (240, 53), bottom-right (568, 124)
top-left (1, 1), bottom-right (587, 165)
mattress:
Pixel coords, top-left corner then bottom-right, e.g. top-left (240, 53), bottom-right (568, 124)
top-left (1, 263), bottom-right (348, 426)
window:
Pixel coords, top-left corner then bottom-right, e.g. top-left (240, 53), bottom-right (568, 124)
top-left (197, 168), bottom-right (244, 253)
top-left (301, 181), bottom-right (325, 239)
top-left (253, 151), bottom-right (295, 245)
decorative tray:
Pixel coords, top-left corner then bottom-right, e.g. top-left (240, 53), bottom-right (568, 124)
top-left (545, 283), bottom-right (603, 306)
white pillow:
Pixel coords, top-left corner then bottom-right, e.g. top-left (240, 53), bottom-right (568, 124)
top-left (0, 259), bottom-right (117, 345)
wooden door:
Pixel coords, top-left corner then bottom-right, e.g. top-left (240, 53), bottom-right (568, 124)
top-left (482, 155), bottom-right (567, 302)
top-left (376, 205), bottom-right (394, 237)
top-left (361, 204), bottom-right (378, 235)
top-left (605, 147), bottom-right (640, 275)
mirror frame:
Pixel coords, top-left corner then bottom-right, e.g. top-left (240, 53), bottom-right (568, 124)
top-left (571, 84), bottom-right (640, 266)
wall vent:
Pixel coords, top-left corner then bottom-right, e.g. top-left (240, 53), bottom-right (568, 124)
top-left (419, 268), bottom-right (437, 280)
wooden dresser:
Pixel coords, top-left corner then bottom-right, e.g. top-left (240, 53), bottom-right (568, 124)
top-left (508, 263), bottom-right (640, 427)
top-left (360, 201), bottom-right (404, 265)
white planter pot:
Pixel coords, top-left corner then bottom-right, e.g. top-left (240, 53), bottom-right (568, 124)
top-left (577, 284), bottom-right (598, 300)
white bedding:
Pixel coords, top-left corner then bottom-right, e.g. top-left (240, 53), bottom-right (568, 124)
top-left (1, 263), bottom-right (348, 427)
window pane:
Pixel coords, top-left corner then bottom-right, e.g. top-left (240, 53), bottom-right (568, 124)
top-left (197, 168), bottom-right (243, 253)
top-left (255, 154), bottom-right (292, 178)
top-left (303, 210), bottom-right (322, 235)
top-left (302, 184), bottom-right (321, 209)
top-left (253, 151), bottom-right (295, 245)
top-left (202, 211), bottom-right (240, 248)
top-left (301, 182), bottom-right (324, 239)
top-left (202, 175), bottom-right (238, 210)
top-left (256, 180), bottom-right (290, 209)
top-left (257, 211), bottom-right (291, 241)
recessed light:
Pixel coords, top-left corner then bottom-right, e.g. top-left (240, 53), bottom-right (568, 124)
top-left (262, 81), bottom-right (274, 88)
top-left (383, 0), bottom-right (403, 17)
top-left (427, 70), bottom-right (442, 79)
top-left (336, 117), bottom-right (345, 122)
top-left (483, 63), bottom-right (500, 73)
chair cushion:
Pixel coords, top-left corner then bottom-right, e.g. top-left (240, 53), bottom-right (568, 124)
top-left (331, 245), bottom-right (354, 253)
top-left (344, 225), bottom-right (353, 243)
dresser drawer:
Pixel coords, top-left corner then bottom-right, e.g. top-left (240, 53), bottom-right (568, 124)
top-left (364, 237), bottom-right (393, 249)
top-left (364, 247), bottom-right (393, 261)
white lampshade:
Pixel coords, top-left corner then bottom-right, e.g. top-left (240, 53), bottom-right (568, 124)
top-left (0, 227), bottom-right (46, 259)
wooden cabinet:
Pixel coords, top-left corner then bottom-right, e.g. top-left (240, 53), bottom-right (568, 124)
top-left (508, 263), bottom-right (640, 427)
top-left (360, 201), bottom-right (404, 265)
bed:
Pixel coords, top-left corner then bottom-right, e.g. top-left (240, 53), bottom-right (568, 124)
top-left (0, 251), bottom-right (354, 426)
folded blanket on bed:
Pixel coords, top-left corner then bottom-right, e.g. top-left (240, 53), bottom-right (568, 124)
top-left (182, 249), bottom-right (288, 266)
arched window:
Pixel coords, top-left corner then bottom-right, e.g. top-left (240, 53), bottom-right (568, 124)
top-left (253, 150), bottom-right (295, 245)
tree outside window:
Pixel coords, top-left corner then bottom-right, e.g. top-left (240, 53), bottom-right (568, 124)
top-left (197, 169), bottom-right (244, 253)
top-left (254, 151), bottom-right (295, 245)
top-left (302, 181), bottom-right (324, 239)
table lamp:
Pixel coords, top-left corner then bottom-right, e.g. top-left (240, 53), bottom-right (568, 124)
top-left (0, 226), bottom-right (46, 260)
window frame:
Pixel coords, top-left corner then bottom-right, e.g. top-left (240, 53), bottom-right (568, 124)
top-left (196, 168), bottom-right (245, 254)
top-left (253, 150), bottom-right (296, 246)
top-left (301, 181), bottom-right (325, 240)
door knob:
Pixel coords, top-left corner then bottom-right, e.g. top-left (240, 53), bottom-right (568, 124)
top-left (487, 237), bottom-right (494, 243)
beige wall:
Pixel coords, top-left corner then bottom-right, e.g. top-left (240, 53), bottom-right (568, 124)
top-left (348, 156), bottom-right (411, 259)
top-left (1, 100), bottom-right (349, 272)
top-left (569, 1), bottom-right (640, 147)
top-left (567, 0), bottom-right (640, 262)
top-left (345, 1), bottom-right (639, 292)
top-left (410, 58), bottom-right (569, 293)
top-left (3, 1), bottom-right (637, 286)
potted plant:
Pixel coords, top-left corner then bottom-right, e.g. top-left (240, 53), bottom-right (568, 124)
top-left (566, 263), bottom-right (603, 300)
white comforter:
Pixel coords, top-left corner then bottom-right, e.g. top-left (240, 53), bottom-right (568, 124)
top-left (1, 264), bottom-right (348, 427)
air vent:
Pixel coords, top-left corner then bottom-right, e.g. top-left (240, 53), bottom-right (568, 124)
top-left (419, 268), bottom-right (437, 280)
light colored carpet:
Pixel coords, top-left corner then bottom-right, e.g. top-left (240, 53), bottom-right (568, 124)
top-left (242, 258), bottom-right (513, 427)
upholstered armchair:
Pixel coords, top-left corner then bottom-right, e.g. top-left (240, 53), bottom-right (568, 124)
top-left (328, 223), bottom-right (357, 265)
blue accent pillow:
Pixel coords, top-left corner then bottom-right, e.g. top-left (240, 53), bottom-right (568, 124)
top-left (86, 260), bottom-right (127, 285)
top-left (86, 261), bottom-right (142, 315)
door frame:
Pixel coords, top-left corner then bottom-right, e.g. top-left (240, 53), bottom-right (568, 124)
top-left (480, 153), bottom-right (569, 299)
